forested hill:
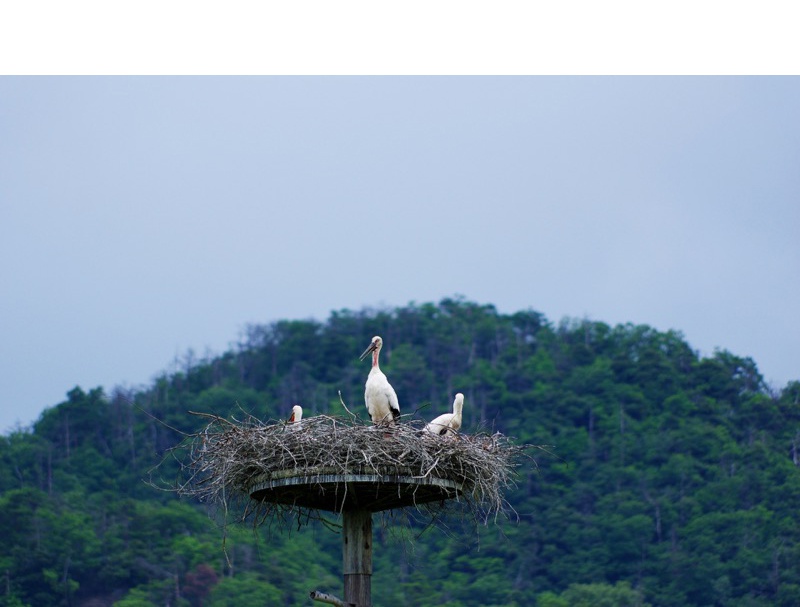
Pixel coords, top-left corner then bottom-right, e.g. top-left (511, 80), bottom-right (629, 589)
top-left (2, 298), bottom-right (799, 607)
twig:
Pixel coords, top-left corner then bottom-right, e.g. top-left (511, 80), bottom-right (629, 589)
top-left (187, 411), bottom-right (237, 426)
top-left (338, 391), bottom-right (360, 423)
top-left (413, 457), bottom-right (440, 480)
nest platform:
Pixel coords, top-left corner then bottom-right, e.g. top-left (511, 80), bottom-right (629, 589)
top-left (248, 467), bottom-right (464, 512)
top-left (177, 412), bottom-right (529, 523)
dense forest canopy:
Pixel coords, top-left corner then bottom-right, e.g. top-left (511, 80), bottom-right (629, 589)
top-left (2, 298), bottom-right (799, 606)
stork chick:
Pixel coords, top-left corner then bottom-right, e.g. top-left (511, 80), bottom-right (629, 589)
top-left (359, 335), bottom-right (400, 425)
top-left (425, 393), bottom-right (464, 436)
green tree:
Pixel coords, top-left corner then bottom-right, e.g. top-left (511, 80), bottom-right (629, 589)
top-left (3, 298), bottom-right (799, 607)
top-left (540, 581), bottom-right (652, 607)
top-left (208, 573), bottom-right (282, 606)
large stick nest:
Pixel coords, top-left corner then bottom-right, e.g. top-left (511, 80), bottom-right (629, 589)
top-left (168, 408), bottom-right (543, 528)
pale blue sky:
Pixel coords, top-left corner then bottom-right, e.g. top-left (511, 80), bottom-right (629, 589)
top-left (2, 77), bottom-right (798, 432)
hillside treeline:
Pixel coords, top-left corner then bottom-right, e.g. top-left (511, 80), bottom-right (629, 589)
top-left (2, 298), bottom-right (799, 606)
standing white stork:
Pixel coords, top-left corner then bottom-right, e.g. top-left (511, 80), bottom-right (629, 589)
top-left (288, 405), bottom-right (303, 423)
top-left (425, 393), bottom-right (464, 436)
top-left (359, 335), bottom-right (400, 425)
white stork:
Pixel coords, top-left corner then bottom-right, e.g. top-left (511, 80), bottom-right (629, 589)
top-left (359, 335), bottom-right (400, 425)
top-left (425, 393), bottom-right (464, 436)
top-left (288, 405), bottom-right (303, 423)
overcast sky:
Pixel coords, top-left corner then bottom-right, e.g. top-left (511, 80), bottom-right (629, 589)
top-left (1, 76), bottom-right (798, 432)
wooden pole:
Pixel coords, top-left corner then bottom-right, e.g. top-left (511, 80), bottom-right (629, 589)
top-left (342, 509), bottom-right (372, 606)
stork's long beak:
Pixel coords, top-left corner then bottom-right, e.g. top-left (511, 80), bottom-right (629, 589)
top-left (359, 343), bottom-right (376, 361)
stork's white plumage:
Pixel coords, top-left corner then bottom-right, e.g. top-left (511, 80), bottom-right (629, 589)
top-left (425, 393), bottom-right (464, 436)
top-left (359, 335), bottom-right (400, 425)
top-left (288, 405), bottom-right (303, 423)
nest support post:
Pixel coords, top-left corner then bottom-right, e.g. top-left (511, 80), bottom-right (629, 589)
top-left (343, 508), bottom-right (372, 607)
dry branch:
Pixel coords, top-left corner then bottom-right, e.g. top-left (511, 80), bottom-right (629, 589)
top-left (309, 590), bottom-right (351, 606)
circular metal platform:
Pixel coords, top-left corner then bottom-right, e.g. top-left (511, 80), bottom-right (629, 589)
top-left (248, 467), bottom-right (464, 512)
